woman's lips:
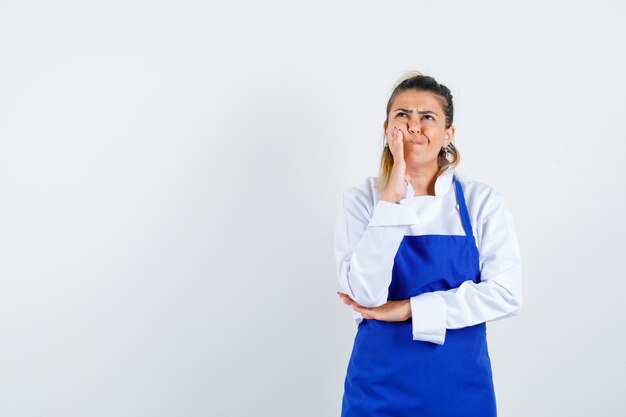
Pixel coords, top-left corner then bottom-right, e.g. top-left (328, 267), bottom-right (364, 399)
top-left (409, 140), bottom-right (425, 145)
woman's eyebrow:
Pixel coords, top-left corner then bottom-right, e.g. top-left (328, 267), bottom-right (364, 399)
top-left (394, 108), bottom-right (439, 116)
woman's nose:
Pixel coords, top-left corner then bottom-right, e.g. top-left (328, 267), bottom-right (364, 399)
top-left (408, 122), bottom-right (421, 134)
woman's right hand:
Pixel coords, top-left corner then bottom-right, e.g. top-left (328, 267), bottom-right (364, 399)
top-left (381, 126), bottom-right (411, 203)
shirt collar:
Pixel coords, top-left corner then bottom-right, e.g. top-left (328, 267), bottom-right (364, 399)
top-left (402, 167), bottom-right (455, 201)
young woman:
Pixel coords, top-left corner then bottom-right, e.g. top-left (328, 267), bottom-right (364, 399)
top-left (334, 72), bottom-right (523, 416)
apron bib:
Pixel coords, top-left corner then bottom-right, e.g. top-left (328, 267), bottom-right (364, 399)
top-left (341, 175), bottom-right (497, 417)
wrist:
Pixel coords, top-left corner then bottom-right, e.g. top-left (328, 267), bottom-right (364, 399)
top-left (391, 162), bottom-right (406, 175)
top-left (380, 192), bottom-right (400, 203)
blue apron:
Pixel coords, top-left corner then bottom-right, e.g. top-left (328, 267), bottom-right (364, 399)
top-left (341, 175), bottom-right (497, 417)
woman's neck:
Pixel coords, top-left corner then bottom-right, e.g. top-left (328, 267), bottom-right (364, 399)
top-left (407, 164), bottom-right (439, 196)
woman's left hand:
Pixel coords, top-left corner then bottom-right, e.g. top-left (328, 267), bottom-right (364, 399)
top-left (337, 292), bottom-right (411, 322)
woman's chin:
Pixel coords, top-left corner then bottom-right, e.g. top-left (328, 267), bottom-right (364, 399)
top-left (404, 155), bottom-right (438, 168)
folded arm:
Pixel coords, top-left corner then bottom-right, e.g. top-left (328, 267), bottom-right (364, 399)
top-left (409, 194), bottom-right (523, 345)
top-left (334, 188), bottom-right (420, 310)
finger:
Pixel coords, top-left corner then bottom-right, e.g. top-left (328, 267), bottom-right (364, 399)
top-left (338, 293), bottom-right (369, 312)
top-left (394, 127), bottom-right (402, 142)
top-left (385, 126), bottom-right (395, 143)
top-left (388, 126), bottom-right (396, 142)
top-left (338, 293), bottom-right (357, 306)
top-left (338, 292), bottom-right (354, 302)
top-left (356, 306), bottom-right (374, 319)
top-left (341, 296), bottom-right (360, 308)
top-left (352, 305), bottom-right (372, 315)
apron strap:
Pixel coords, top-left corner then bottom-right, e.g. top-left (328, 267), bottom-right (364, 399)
top-left (453, 175), bottom-right (474, 240)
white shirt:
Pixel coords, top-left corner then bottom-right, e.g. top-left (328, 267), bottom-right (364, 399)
top-left (334, 167), bottom-right (523, 345)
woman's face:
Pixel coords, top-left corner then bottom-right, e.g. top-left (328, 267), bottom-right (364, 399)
top-left (384, 90), bottom-right (454, 169)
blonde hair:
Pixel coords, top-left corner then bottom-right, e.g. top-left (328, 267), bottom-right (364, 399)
top-left (375, 71), bottom-right (460, 195)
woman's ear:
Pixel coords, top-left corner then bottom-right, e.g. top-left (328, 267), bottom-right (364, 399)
top-left (445, 126), bottom-right (455, 146)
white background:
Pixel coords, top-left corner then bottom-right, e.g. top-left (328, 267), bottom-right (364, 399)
top-left (1, 1), bottom-right (625, 416)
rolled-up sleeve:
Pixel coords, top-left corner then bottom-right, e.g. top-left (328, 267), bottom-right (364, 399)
top-left (334, 188), bottom-right (420, 310)
top-left (409, 194), bottom-right (523, 345)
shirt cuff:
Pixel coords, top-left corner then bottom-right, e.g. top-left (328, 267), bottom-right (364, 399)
top-left (368, 200), bottom-right (420, 227)
top-left (410, 292), bottom-right (447, 345)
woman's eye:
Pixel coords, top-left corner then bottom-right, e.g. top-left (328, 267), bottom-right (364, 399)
top-left (396, 113), bottom-right (433, 120)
